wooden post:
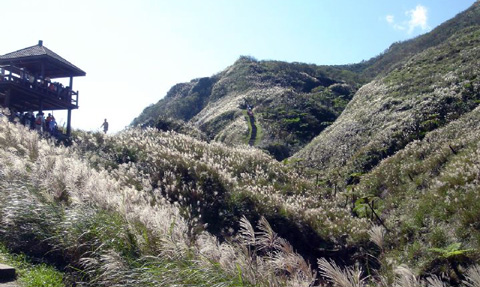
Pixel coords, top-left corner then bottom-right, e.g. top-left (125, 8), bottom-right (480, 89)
top-left (67, 108), bottom-right (72, 137)
top-left (66, 76), bottom-right (74, 137)
top-left (39, 97), bottom-right (44, 113)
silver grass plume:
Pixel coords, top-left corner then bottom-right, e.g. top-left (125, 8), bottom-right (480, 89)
top-left (425, 275), bottom-right (448, 287)
top-left (256, 216), bottom-right (281, 251)
top-left (239, 215), bottom-right (256, 246)
top-left (464, 265), bottom-right (480, 287)
top-left (272, 237), bottom-right (315, 281)
top-left (393, 265), bottom-right (421, 287)
top-left (368, 225), bottom-right (385, 251)
top-left (317, 258), bottom-right (366, 287)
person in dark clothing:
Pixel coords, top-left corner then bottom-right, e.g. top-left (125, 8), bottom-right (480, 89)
top-left (100, 119), bottom-right (109, 134)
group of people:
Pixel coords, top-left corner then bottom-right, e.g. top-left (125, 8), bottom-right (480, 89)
top-left (11, 110), bottom-right (58, 136)
top-left (0, 66), bottom-right (72, 102)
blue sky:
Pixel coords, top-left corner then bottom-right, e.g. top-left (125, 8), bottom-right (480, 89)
top-left (1, 0), bottom-right (476, 132)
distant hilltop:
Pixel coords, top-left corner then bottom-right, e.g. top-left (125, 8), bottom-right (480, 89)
top-left (133, 1), bottom-right (480, 172)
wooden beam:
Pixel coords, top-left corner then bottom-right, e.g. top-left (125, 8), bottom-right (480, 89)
top-left (67, 108), bottom-right (72, 137)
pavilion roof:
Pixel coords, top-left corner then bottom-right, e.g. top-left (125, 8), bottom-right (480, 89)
top-left (0, 40), bottom-right (86, 78)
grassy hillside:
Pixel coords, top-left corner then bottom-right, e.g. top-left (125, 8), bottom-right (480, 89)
top-left (0, 115), bottom-right (322, 286)
top-left (354, 103), bottom-right (480, 283)
top-left (2, 3), bottom-right (480, 286)
top-left (132, 56), bottom-right (366, 160)
top-left (295, 25), bottom-right (480, 187)
top-left (2, 110), bottom-right (480, 285)
top-left (132, 3), bottom-right (480, 163)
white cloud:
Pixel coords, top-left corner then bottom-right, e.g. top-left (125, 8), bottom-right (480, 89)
top-left (406, 5), bottom-right (429, 34)
top-left (385, 14), bottom-right (406, 31)
top-left (385, 15), bottom-right (394, 24)
top-left (385, 4), bottom-right (429, 34)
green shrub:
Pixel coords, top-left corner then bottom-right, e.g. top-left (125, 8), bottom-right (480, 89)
top-left (0, 243), bottom-right (64, 287)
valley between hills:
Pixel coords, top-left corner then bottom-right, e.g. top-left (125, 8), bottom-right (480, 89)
top-left (1, 2), bottom-right (480, 286)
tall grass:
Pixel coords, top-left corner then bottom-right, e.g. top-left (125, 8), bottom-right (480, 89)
top-left (0, 115), bottom-right (319, 286)
top-left (1, 111), bottom-right (479, 286)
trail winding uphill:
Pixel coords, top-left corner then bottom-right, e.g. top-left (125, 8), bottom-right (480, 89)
top-left (248, 111), bottom-right (257, 146)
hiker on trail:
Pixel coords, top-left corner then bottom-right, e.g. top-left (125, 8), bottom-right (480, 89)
top-left (100, 119), bottom-right (109, 134)
top-left (28, 111), bottom-right (35, 129)
top-left (247, 105), bottom-right (254, 116)
top-left (23, 110), bottom-right (35, 129)
top-left (48, 115), bottom-right (57, 136)
top-left (35, 112), bottom-right (45, 133)
top-left (24, 112), bottom-right (31, 128)
top-left (45, 113), bottom-right (53, 133)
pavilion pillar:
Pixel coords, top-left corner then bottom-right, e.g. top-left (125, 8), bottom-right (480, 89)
top-left (67, 109), bottom-right (72, 137)
top-left (39, 98), bottom-right (44, 113)
top-left (67, 76), bottom-right (74, 137)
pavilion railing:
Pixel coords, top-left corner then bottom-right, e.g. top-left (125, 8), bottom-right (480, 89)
top-left (0, 65), bottom-right (79, 108)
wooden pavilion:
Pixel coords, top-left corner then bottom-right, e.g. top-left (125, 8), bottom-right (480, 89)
top-left (0, 40), bottom-right (86, 136)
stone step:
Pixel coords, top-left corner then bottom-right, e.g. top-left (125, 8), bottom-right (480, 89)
top-left (0, 264), bottom-right (16, 282)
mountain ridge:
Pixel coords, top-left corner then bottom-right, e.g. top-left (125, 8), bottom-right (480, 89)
top-left (132, 2), bottom-right (480, 164)
top-left (1, 2), bottom-right (480, 285)
top-left (132, 57), bottom-right (363, 159)
top-left (296, 24), bottom-right (480, 186)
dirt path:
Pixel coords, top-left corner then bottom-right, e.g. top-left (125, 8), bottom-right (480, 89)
top-left (248, 113), bottom-right (257, 146)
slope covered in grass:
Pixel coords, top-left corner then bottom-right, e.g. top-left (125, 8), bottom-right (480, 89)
top-left (295, 25), bottom-right (480, 187)
top-left (2, 112), bottom-right (480, 285)
top-left (1, 114), bottom-right (328, 286)
top-left (132, 57), bottom-right (364, 160)
top-left (353, 104), bottom-right (480, 282)
top-left (71, 123), bottom-right (370, 258)
top-left (0, 115), bottom-right (370, 286)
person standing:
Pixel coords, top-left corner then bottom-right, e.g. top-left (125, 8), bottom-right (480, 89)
top-left (100, 119), bottom-right (109, 134)
top-left (45, 113), bottom-right (53, 133)
top-left (35, 112), bottom-right (45, 133)
top-left (28, 111), bottom-right (35, 129)
top-left (48, 115), bottom-right (57, 136)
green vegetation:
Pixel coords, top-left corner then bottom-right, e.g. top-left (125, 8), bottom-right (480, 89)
top-left (0, 243), bottom-right (64, 287)
top-left (295, 25), bottom-right (480, 190)
top-left (0, 118), bottom-right (366, 286)
top-left (1, 3), bottom-right (480, 286)
top-left (132, 55), bottom-right (362, 160)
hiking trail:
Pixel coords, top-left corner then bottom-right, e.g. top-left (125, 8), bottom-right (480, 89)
top-left (248, 111), bottom-right (257, 146)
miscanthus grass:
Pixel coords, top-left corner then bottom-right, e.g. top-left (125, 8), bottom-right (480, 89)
top-left (71, 121), bottom-right (370, 245)
top-left (2, 111), bottom-right (479, 286)
top-left (0, 115), bottom-right (320, 286)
